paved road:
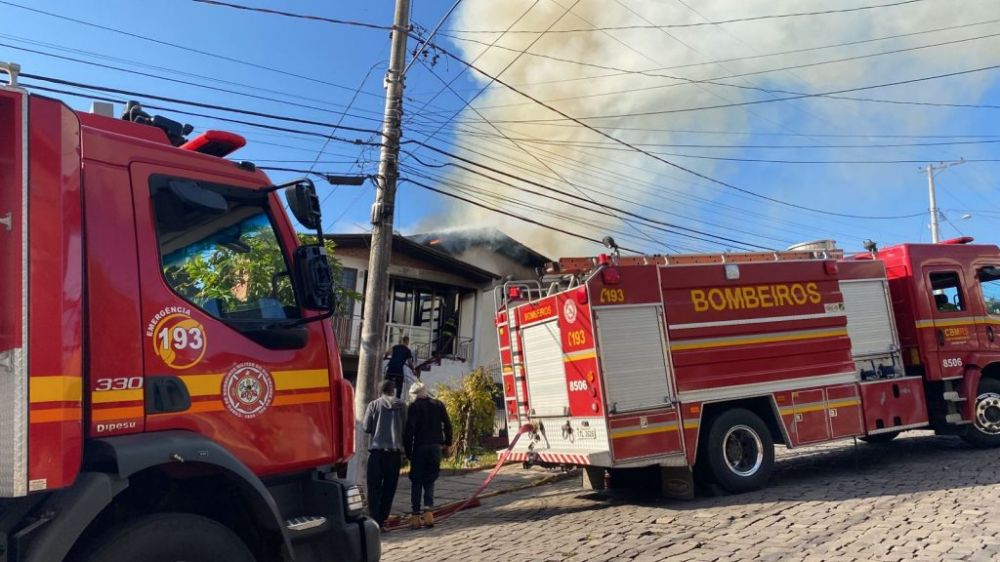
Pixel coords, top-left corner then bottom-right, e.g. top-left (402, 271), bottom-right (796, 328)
top-left (382, 431), bottom-right (1000, 561)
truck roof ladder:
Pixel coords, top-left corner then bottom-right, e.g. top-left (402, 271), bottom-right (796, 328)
top-left (549, 248), bottom-right (845, 276)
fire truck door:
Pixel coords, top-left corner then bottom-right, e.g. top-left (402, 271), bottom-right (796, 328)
top-left (923, 266), bottom-right (980, 376)
top-left (131, 164), bottom-right (337, 475)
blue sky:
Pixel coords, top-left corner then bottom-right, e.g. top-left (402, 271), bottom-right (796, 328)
top-left (3, 0), bottom-right (1000, 257)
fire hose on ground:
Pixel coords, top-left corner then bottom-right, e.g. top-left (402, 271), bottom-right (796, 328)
top-left (384, 423), bottom-right (535, 530)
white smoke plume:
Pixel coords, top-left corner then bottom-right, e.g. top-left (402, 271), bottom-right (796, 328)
top-left (422, 0), bottom-right (1000, 257)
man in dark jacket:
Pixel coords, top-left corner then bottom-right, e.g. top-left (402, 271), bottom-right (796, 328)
top-left (384, 336), bottom-right (414, 399)
top-left (404, 381), bottom-right (453, 529)
top-left (363, 380), bottom-right (406, 531)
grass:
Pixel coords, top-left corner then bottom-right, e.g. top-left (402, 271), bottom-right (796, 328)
top-left (399, 447), bottom-right (501, 475)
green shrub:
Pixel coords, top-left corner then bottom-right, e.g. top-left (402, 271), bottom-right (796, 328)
top-left (436, 367), bottom-right (496, 462)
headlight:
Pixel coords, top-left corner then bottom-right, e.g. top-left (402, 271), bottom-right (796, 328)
top-left (345, 484), bottom-right (366, 518)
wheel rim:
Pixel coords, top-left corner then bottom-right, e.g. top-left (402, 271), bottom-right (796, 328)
top-left (974, 392), bottom-right (1000, 435)
top-left (722, 424), bottom-right (764, 477)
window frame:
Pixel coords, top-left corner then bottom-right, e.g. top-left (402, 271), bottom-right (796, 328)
top-left (148, 174), bottom-right (304, 332)
top-left (977, 265), bottom-right (1000, 317)
top-left (928, 270), bottom-right (967, 314)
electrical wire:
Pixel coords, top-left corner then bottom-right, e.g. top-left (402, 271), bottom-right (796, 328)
top-left (409, 16), bottom-right (1000, 95)
top-left (400, 151), bottom-right (770, 250)
top-left (400, 177), bottom-right (642, 253)
top-left (0, 0), bottom-right (385, 96)
top-left (444, 0), bottom-right (928, 34)
top-left (414, 41), bottom-right (930, 220)
top-left (434, 28), bottom-right (1000, 113)
top-left (189, 0), bottom-right (393, 30)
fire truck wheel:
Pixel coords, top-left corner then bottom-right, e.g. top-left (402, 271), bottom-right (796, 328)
top-left (860, 431), bottom-right (900, 444)
top-left (703, 409), bottom-right (774, 494)
top-left (963, 378), bottom-right (1000, 449)
top-left (75, 513), bottom-right (255, 562)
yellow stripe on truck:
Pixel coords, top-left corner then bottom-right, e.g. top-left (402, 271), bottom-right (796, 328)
top-left (30, 376), bottom-right (82, 403)
top-left (670, 328), bottom-right (847, 352)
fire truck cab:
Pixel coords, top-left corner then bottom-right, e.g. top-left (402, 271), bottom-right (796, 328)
top-left (0, 65), bottom-right (378, 561)
top-left (495, 237), bottom-right (1000, 497)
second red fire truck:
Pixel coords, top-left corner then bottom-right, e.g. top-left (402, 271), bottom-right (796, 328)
top-left (495, 237), bottom-right (1000, 495)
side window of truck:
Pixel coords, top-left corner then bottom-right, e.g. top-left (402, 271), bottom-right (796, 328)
top-left (929, 271), bottom-right (966, 313)
top-left (978, 266), bottom-right (1000, 315)
top-left (150, 176), bottom-right (301, 324)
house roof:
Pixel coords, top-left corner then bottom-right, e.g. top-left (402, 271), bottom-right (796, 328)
top-left (325, 233), bottom-right (499, 284)
top-left (409, 228), bottom-right (551, 268)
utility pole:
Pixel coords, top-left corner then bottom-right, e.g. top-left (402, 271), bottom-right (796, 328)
top-left (920, 159), bottom-right (964, 243)
top-left (352, 0), bottom-right (411, 484)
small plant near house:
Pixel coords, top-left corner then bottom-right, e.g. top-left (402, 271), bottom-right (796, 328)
top-left (436, 367), bottom-right (498, 467)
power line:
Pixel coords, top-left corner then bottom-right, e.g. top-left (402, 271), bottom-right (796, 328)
top-left (20, 72), bottom-right (385, 137)
top-left (435, 124), bottom-right (1000, 150)
top-left (461, 60), bottom-right (1000, 122)
top-left (445, 0), bottom-right (928, 34)
top-left (410, 16), bottom-right (1000, 96)
top-left (411, 1), bottom-right (683, 252)
top-left (403, 166), bottom-right (680, 251)
top-left (400, 150), bottom-right (770, 250)
top-left (0, 32), bottom-right (390, 118)
top-left (415, 40), bottom-right (930, 220)
top-left (406, 116), bottom-right (1000, 139)
top-left (0, 40), bottom-right (388, 123)
top-left (18, 73), bottom-right (930, 231)
top-left (0, 0), bottom-right (384, 96)
top-left (411, 120), bottom-right (886, 243)
top-left (189, 0), bottom-right (393, 30)
top-left (400, 177), bottom-right (642, 252)
top-left (433, 27), bottom-right (1000, 113)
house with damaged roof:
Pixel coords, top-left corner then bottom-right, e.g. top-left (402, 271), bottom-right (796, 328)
top-left (328, 228), bottom-right (549, 392)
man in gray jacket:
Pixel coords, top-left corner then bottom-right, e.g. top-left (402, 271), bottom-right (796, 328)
top-left (363, 379), bottom-right (406, 531)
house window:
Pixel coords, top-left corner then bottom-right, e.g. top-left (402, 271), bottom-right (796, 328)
top-left (340, 267), bottom-right (358, 292)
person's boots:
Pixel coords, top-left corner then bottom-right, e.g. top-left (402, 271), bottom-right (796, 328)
top-left (422, 510), bottom-right (434, 528)
top-left (409, 512), bottom-right (422, 530)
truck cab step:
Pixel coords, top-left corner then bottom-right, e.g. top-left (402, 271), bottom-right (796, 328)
top-left (286, 516), bottom-right (329, 536)
top-left (942, 391), bottom-right (965, 402)
top-left (945, 413), bottom-right (968, 424)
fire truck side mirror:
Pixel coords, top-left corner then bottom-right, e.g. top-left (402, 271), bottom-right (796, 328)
top-left (284, 179), bottom-right (322, 230)
top-left (293, 244), bottom-right (335, 311)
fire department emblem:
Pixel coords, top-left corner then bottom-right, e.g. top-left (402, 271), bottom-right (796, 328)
top-left (563, 299), bottom-right (578, 324)
top-left (222, 362), bottom-right (274, 419)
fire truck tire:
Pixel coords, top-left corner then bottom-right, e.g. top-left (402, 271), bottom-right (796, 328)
top-left (703, 409), bottom-right (774, 494)
top-left (75, 513), bottom-right (255, 562)
top-left (963, 378), bottom-right (1000, 449)
top-left (860, 431), bottom-right (900, 444)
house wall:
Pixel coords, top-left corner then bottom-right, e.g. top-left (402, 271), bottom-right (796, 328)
top-left (441, 248), bottom-right (540, 380)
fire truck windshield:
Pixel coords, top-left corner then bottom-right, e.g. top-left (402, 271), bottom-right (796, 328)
top-left (151, 176), bottom-right (301, 327)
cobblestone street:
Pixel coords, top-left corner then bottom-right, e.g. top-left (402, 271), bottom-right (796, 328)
top-left (382, 431), bottom-right (1000, 561)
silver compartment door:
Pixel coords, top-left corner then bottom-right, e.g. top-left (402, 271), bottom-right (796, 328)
top-left (522, 320), bottom-right (570, 417)
top-left (596, 305), bottom-right (673, 413)
top-left (841, 279), bottom-right (899, 358)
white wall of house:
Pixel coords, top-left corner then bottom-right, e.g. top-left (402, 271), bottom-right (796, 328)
top-left (442, 248), bottom-right (539, 382)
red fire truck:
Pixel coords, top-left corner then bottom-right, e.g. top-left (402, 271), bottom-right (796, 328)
top-left (495, 236), bottom-right (1000, 496)
top-left (0, 64), bottom-right (378, 561)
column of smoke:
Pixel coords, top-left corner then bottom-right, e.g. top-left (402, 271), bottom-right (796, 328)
top-left (429, 0), bottom-right (999, 256)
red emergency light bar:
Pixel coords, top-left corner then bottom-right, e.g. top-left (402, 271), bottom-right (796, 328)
top-left (938, 236), bottom-right (974, 245)
top-left (180, 130), bottom-right (246, 157)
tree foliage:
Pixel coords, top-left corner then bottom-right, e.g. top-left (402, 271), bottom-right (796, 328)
top-left (436, 367), bottom-right (498, 461)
